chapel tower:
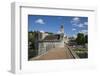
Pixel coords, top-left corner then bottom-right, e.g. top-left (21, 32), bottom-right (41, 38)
top-left (60, 25), bottom-right (64, 40)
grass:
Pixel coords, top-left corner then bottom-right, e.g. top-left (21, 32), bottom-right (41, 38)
top-left (73, 48), bottom-right (87, 51)
top-left (73, 48), bottom-right (88, 58)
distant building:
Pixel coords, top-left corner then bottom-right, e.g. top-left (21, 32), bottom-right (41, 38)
top-left (64, 36), bottom-right (69, 44)
top-left (35, 25), bottom-right (68, 55)
top-left (68, 37), bottom-right (77, 45)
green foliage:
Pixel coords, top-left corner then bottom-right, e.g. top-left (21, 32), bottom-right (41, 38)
top-left (28, 49), bottom-right (38, 60)
top-left (28, 31), bottom-right (38, 60)
top-left (85, 35), bottom-right (88, 43)
top-left (45, 32), bottom-right (53, 35)
top-left (74, 48), bottom-right (87, 51)
top-left (76, 52), bottom-right (88, 58)
top-left (76, 33), bottom-right (87, 45)
top-left (73, 33), bottom-right (88, 58)
top-left (73, 48), bottom-right (88, 58)
top-left (28, 32), bottom-right (35, 49)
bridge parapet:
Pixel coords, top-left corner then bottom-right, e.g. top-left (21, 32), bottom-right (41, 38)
top-left (66, 45), bottom-right (79, 59)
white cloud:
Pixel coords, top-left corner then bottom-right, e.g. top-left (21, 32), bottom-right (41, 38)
top-left (71, 17), bottom-right (80, 24)
top-left (73, 35), bottom-right (77, 38)
top-left (77, 23), bottom-right (84, 28)
top-left (81, 30), bottom-right (88, 33)
top-left (40, 30), bottom-right (44, 33)
top-left (73, 23), bottom-right (84, 28)
top-left (79, 30), bottom-right (88, 35)
top-left (72, 17), bottom-right (80, 21)
top-left (71, 17), bottom-right (84, 28)
top-left (72, 28), bottom-right (76, 31)
top-left (57, 31), bottom-right (61, 34)
top-left (84, 22), bottom-right (88, 25)
top-left (35, 18), bottom-right (45, 24)
top-left (71, 17), bottom-right (87, 28)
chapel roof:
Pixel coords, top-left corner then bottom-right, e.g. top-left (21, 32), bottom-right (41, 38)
top-left (43, 34), bottom-right (60, 41)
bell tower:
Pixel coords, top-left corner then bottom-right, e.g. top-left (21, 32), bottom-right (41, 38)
top-left (60, 25), bottom-right (64, 40)
top-left (60, 25), bottom-right (64, 34)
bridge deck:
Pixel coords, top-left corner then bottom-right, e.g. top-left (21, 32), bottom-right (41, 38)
top-left (30, 45), bottom-right (76, 60)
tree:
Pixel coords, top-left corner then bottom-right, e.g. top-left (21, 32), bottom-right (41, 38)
top-left (76, 33), bottom-right (85, 45)
top-left (85, 35), bottom-right (88, 43)
top-left (28, 31), bottom-right (38, 59)
top-left (28, 31), bottom-right (36, 49)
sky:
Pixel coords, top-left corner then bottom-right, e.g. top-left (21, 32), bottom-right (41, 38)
top-left (28, 15), bottom-right (88, 37)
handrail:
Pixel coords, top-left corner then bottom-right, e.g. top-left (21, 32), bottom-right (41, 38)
top-left (66, 45), bottom-right (79, 59)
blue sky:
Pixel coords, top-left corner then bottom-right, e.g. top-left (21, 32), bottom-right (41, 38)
top-left (28, 15), bottom-right (88, 37)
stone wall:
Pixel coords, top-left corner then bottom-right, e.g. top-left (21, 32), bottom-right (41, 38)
top-left (38, 41), bottom-right (64, 55)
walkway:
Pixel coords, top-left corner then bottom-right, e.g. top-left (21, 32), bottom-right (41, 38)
top-left (30, 46), bottom-right (75, 60)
